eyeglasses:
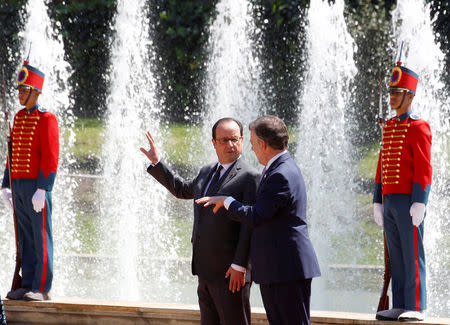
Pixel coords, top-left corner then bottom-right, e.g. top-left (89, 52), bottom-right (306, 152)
top-left (215, 136), bottom-right (243, 145)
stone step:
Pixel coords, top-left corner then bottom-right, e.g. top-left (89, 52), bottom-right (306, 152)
top-left (3, 298), bottom-right (450, 325)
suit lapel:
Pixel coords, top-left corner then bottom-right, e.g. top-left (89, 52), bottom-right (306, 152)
top-left (199, 158), bottom-right (243, 195)
top-left (259, 152), bottom-right (290, 188)
top-left (195, 164), bottom-right (218, 219)
top-left (200, 163), bottom-right (219, 197)
top-left (219, 159), bottom-right (240, 189)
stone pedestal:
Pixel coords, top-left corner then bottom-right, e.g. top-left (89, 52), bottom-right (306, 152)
top-left (3, 299), bottom-right (450, 325)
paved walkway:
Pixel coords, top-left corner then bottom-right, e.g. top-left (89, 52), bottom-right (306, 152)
top-left (3, 298), bottom-right (450, 325)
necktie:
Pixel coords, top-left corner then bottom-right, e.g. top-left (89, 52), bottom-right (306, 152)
top-left (206, 165), bottom-right (223, 195)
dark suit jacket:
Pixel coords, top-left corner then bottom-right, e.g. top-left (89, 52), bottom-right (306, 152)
top-left (228, 152), bottom-right (321, 284)
top-left (147, 158), bottom-right (259, 281)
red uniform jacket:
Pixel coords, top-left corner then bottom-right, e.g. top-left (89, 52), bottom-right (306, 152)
top-left (373, 110), bottom-right (432, 204)
top-left (2, 105), bottom-right (59, 191)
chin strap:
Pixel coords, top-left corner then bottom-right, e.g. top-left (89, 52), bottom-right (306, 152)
top-left (23, 88), bottom-right (34, 108)
top-left (393, 91), bottom-right (408, 110)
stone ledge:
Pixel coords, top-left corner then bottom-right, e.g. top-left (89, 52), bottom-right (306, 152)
top-left (3, 298), bottom-right (450, 325)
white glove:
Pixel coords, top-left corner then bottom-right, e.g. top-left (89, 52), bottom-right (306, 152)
top-left (373, 203), bottom-right (384, 226)
top-left (410, 202), bottom-right (426, 226)
top-left (1, 188), bottom-right (13, 211)
top-left (32, 189), bottom-right (46, 213)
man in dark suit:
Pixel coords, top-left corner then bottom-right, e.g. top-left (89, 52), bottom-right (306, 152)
top-left (197, 115), bottom-right (321, 325)
top-left (140, 118), bottom-right (259, 325)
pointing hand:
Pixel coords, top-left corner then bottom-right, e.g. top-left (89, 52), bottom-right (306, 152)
top-left (195, 196), bottom-right (227, 214)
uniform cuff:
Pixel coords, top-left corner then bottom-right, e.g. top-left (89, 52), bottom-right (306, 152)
top-left (2, 169), bottom-right (10, 189)
top-left (411, 182), bottom-right (431, 204)
top-left (373, 182), bottom-right (382, 203)
top-left (37, 170), bottom-right (56, 191)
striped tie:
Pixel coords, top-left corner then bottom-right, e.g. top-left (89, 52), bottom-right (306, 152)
top-left (206, 165), bottom-right (223, 195)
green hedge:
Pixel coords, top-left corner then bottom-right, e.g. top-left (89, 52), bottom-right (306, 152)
top-left (47, 0), bottom-right (116, 118)
top-left (1, 0), bottom-right (449, 137)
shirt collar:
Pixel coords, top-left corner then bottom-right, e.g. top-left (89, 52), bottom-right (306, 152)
top-left (217, 155), bottom-right (241, 172)
top-left (265, 150), bottom-right (287, 170)
top-left (395, 110), bottom-right (412, 122)
top-left (26, 104), bottom-right (39, 114)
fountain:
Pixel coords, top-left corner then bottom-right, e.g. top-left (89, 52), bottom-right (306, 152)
top-left (97, 0), bottom-right (180, 302)
top-left (295, 0), bottom-right (365, 312)
top-left (202, 0), bottom-right (264, 161)
top-left (1, 0), bottom-right (449, 320)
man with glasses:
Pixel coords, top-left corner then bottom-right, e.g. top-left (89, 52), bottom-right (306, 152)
top-left (196, 115), bottom-right (321, 325)
top-left (1, 58), bottom-right (59, 301)
top-left (141, 117), bottom-right (259, 325)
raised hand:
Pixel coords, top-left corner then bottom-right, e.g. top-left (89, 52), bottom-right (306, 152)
top-left (140, 131), bottom-right (160, 164)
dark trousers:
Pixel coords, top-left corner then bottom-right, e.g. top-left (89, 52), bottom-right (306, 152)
top-left (13, 179), bottom-right (53, 293)
top-left (260, 279), bottom-right (312, 325)
top-left (197, 277), bottom-right (251, 325)
top-left (384, 194), bottom-right (426, 311)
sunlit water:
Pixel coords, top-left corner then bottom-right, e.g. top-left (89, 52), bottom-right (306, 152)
top-left (295, 0), bottom-right (363, 313)
top-left (97, 0), bottom-right (179, 302)
top-left (202, 0), bottom-right (264, 160)
top-left (0, 0), bottom-right (448, 318)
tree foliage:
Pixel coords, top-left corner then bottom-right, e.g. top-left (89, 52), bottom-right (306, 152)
top-left (0, 1), bottom-right (27, 92)
top-left (254, 0), bottom-right (308, 125)
top-left (429, 0), bottom-right (450, 88)
top-left (47, 0), bottom-right (116, 118)
top-left (344, 0), bottom-right (396, 145)
top-left (0, 0), bottom-right (448, 126)
top-left (149, 0), bottom-right (218, 123)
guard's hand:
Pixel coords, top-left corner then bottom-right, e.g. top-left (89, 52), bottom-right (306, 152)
top-left (195, 196), bottom-right (227, 214)
top-left (140, 131), bottom-right (160, 164)
top-left (373, 203), bottom-right (384, 226)
top-left (1, 188), bottom-right (13, 211)
top-left (410, 202), bottom-right (426, 226)
top-left (32, 189), bottom-right (46, 213)
top-left (225, 266), bottom-right (245, 293)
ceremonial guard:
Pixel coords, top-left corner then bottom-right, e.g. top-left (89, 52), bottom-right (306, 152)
top-left (1, 58), bottom-right (59, 301)
top-left (373, 57), bottom-right (432, 321)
